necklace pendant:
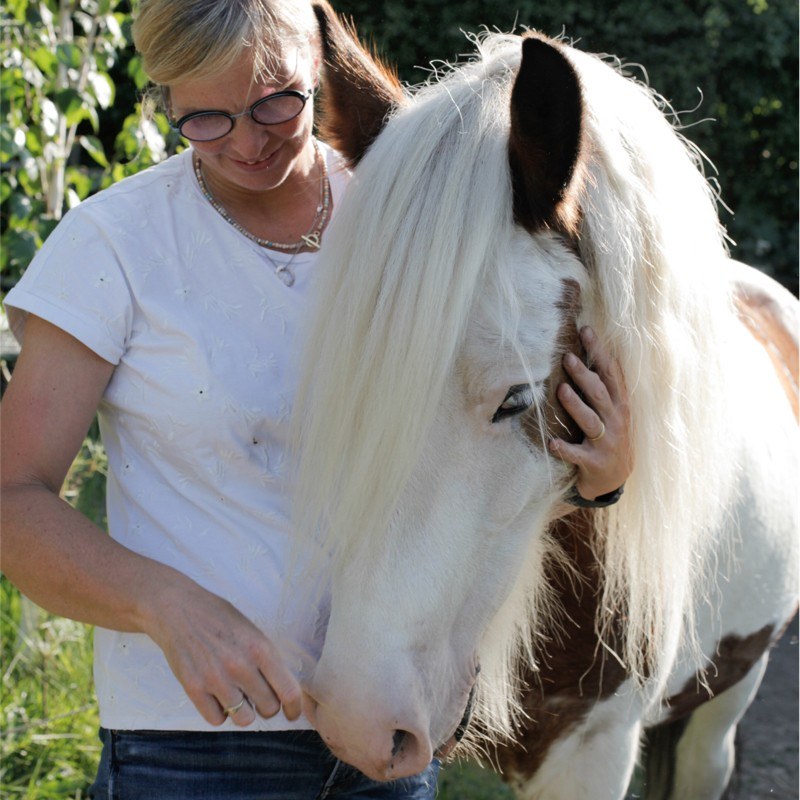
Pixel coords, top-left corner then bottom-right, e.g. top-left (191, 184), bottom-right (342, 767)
top-left (276, 265), bottom-right (295, 287)
top-left (301, 232), bottom-right (321, 250)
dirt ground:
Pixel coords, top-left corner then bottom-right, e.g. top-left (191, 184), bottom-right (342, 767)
top-left (731, 612), bottom-right (798, 799)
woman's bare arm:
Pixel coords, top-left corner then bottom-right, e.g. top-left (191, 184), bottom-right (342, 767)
top-left (1, 316), bottom-right (301, 724)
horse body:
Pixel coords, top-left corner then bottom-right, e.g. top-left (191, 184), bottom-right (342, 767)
top-left (498, 279), bottom-right (799, 796)
top-left (293, 6), bottom-right (799, 797)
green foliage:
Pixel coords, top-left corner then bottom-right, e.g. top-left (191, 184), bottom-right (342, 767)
top-left (334, 0), bottom-right (798, 290)
top-left (439, 760), bottom-right (515, 799)
top-left (1, 1), bottom-right (796, 290)
top-left (1, 584), bottom-right (100, 799)
top-left (0, 0), bottom-right (176, 289)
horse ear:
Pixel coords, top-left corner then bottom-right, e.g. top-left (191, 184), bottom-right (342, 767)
top-left (509, 35), bottom-right (584, 234)
top-left (312, 1), bottom-right (405, 166)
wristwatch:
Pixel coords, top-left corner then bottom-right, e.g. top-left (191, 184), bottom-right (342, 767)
top-left (565, 484), bottom-right (625, 508)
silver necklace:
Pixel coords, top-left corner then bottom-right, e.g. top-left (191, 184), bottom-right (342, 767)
top-left (260, 245), bottom-right (301, 287)
top-left (194, 139), bottom-right (330, 286)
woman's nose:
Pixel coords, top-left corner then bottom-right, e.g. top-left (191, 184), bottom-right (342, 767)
top-left (229, 117), bottom-right (272, 160)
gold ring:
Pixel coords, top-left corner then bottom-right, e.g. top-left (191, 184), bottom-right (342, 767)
top-left (587, 421), bottom-right (605, 442)
top-left (224, 697), bottom-right (246, 716)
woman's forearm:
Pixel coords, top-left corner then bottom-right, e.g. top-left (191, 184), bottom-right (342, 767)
top-left (1, 481), bottom-right (186, 634)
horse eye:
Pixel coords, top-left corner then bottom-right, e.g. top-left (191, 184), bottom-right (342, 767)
top-left (491, 384), bottom-right (534, 423)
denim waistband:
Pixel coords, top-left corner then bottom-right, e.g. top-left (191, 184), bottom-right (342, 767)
top-left (88, 727), bottom-right (440, 799)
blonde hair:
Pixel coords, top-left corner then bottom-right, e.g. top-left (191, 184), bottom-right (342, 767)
top-left (132, 0), bottom-right (319, 85)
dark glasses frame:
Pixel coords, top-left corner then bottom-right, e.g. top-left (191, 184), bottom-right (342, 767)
top-left (164, 88), bottom-right (313, 142)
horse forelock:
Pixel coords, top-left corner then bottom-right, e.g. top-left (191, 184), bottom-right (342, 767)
top-left (292, 36), bottom-right (524, 566)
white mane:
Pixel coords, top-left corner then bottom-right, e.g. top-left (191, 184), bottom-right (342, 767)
top-left (292, 32), bottom-right (738, 736)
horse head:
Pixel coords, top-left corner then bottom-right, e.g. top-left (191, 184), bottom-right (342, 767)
top-left (292, 6), bottom-right (598, 780)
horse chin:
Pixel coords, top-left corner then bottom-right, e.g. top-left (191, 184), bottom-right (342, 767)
top-left (433, 679), bottom-right (479, 760)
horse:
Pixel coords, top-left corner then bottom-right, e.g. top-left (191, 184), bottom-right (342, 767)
top-left (290, 5), bottom-right (799, 797)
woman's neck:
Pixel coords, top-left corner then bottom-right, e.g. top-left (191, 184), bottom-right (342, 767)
top-left (194, 139), bottom-right (326, 250)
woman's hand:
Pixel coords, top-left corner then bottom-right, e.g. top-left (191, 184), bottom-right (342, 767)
top-left (145, 578), bottom-right (303, 728)
top-left (548, 326), bottom-right (633, 502)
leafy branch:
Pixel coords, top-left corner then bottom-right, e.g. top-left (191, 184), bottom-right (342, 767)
top-left (1, 0), bottom-right (174, 287)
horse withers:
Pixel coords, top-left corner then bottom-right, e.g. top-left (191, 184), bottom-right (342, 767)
top-left (291, 5), bottom-right (799, 798)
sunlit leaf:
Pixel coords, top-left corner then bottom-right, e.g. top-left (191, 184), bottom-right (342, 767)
top-left (39, 98), bottom-right (59, 137)
top-left (21, 59), bottom-right (46, 90)
top-left (24, 129), bottom-right (43, 157)
top-left (87, 71), bottom-right (114, 109)
top-left (126, 55), bottom-right (150, 90)
top-left (66, 187), bottom-right (82, 209)
top-left (18, 148), bottom-right (40, 185)
top-left (66, 167), bottom-right (95, 199)
top-left (79, 135), bottom-right (109, 167)
top-left (5, 0), bottom-right (28, 23)
top-left (105, 13), bottom-right (124, 43)
top-left (38, 2), bottom-right (55, 28)
top-left (0, 177), bottom-right (13, 205)
top-left (30, 47), bottom-right (58, 77)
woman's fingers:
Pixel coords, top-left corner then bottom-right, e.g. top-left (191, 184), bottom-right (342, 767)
top-left (210, 638), bottom-right (303, 727)
top-left (579, 326), bottom-right (625, 402)
top-left (218, 691), bottom-right (255, 726)
top-left (150, 584), bottom-right (302, 728)
top-left (556, 378), bottom-right (606, 442)
top-left (549, 327), bottom-right (633, 500)
top-left (255, 649), bottom-right (303, 721)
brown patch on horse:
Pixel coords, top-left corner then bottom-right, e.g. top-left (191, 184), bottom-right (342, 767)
top-left (521, 278), bottom-right (584, 448)
top-left (495, 510), bottom-right (630, 777)
top-left (661, 624), bottom-right (776, 724)
top-left (509, 35), bottom-right (586, 236)
top-left (733, 284), bottom-right (799, 421)
top-left (312, 1), bottom-right (405, 167)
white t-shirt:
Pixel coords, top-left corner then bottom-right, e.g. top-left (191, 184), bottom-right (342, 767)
top-left (5, 144), bottom-right (349, 731)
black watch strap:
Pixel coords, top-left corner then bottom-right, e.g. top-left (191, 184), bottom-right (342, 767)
top-left (565, 483), bottom-right (625, 508)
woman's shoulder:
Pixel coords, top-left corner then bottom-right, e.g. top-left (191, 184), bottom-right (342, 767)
top-left (15, 150), bottom-right (197, 281)
top-left (36, 151), bottom-right (197, 253)
top-left (78, 150), bottom-right (195, 216)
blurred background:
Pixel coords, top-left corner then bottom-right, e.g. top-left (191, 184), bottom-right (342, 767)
top-left (1, 1), bottom-right (797, 797)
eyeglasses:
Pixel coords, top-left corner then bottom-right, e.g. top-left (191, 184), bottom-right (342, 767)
top-left (167, 89), bottom-right (312, 142)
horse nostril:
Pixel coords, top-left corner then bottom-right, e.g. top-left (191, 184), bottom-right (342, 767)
top-left (391, 729), bottom-right (408, 758)
top-left (386, 728), bottom-right (433, 778)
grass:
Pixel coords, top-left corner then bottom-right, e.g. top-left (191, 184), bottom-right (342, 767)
top-left (1, 585), bottom-right (101, 799)
top-left (439, 761), bottom-right (514, 799)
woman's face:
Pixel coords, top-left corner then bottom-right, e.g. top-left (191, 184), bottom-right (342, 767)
top-left (168, 46), bottom-right (317, 196)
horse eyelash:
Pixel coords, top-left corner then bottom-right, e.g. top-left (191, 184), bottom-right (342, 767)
top-left (492, 384), bottom-right (534, 423)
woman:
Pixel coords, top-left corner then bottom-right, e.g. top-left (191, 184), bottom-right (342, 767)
top-left (0, 1), bottom-right (632, 797)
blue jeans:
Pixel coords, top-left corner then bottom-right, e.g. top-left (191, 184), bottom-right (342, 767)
top-left (88, 728), bottom-right (440, 799)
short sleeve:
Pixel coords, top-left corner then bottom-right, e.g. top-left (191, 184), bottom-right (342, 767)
top-left (4, 207), bottom-right (134, 365)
